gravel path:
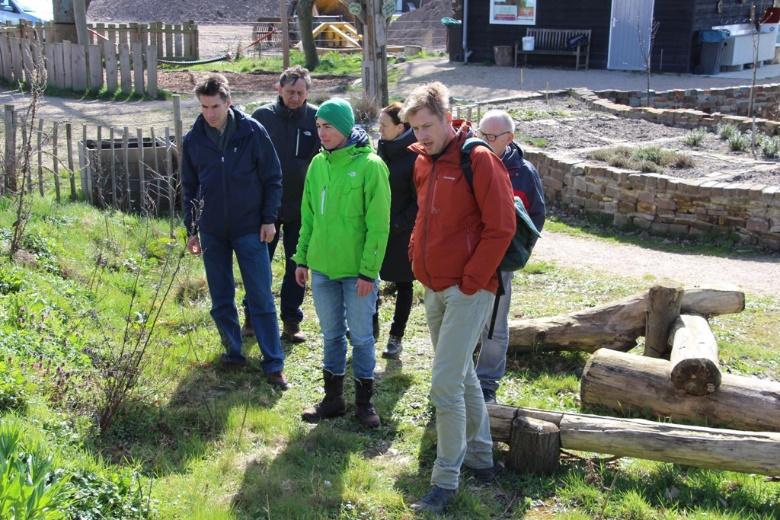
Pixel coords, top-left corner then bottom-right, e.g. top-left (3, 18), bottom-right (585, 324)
top-left (534, 231), bottom-right (780, 297)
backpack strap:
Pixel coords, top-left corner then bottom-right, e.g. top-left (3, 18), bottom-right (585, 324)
top-left (460, 137), bottom-right (491, 192)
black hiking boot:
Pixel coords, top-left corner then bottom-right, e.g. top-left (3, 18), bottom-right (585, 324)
top-left (355, 378), bottom-right (380, 428)
top-left (301, 371), bottom-right (346, 423)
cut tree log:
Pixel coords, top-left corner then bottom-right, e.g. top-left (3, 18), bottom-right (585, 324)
top-left (488, 404), bottom-right (780, 476)
top-left (669, 314), bottom-right (721, 395)
top-left (643, 285), bottom-right (683, 358)
top-left (580, 349), bottom-right (780, 432)
top-left (508, 287), bottom-right (745, 354)
top-left (507, 416), bottom-right (560, 475)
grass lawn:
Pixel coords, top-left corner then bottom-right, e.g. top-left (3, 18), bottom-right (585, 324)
top-left (0, 195), bottom-right (777, 519)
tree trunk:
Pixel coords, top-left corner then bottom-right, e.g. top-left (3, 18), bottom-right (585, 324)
top-left (669, 314), bottom-right (721, 395)
top-left (580, 349), bottom-right (780, 432)
top-left (52, 0), bottom-right (92, 43)
top-left (361, 0), bottom-right (389, 107)
top-left (488, 404), bottom-right (780, 476)
top-left (507, 416), bottom-right (560, 475)
top-left (297, 0), bottom-right (319, 70)
top-left (644, 285), bottom-right (683, 358)
top-left (508, 287), bottom-right (744, 354)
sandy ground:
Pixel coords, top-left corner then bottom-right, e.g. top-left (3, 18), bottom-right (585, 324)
top-left (533, 231), bottom-right (780, 297)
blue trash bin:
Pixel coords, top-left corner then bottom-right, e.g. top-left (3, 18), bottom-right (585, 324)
top-left (694, 29), bottom-right (730, 74)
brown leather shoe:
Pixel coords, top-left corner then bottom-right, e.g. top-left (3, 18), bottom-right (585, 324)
top-left (281, 321), bottom-right (306, 343)
top-left (265, 371), bottom-right (289, 391)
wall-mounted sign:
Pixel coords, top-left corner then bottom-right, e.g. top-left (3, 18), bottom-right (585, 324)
top-left (489, 0), bottom-right (537, 25)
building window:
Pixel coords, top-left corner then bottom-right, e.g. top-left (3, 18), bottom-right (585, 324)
top-left (489, 0), bottom-right (537, 25)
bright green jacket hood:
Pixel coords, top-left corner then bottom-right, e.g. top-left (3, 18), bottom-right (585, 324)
top-left (293, 130), bottom-right (391, 280)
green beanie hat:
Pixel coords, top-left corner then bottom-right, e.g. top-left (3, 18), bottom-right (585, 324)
top-left (315, 98), bottom-right (355, 138)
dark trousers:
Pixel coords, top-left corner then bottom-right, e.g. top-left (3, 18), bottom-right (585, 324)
top-left (268, 220), bottom-right (305, 325)
top-left (376, 281), bottom-right (414, 338)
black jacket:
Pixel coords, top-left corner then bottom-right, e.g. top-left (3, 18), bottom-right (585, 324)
top-left (181, 107), bottom-right (282, 239)
top-left (252, 98), bottom-right (320, 223)
top-left (377, 128), bottom-right (417, 282)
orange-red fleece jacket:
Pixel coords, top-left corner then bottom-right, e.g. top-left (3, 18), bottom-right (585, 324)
top-left (408, 126), bottom-right (516, 295)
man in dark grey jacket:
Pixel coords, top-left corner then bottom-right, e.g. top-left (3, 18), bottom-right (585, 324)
top-left (245, 66), bottom-right (320, 343)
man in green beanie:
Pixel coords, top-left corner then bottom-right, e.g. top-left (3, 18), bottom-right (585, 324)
top-left (293, 98), bottom-right (391, 428)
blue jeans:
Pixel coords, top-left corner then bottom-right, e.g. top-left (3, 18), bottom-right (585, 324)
top-left (476, 270), bottom-right (514, 391)
top-left (200, 232), bottom-right (284, 374)
top-left (267, 220), bottom-right (305, 324)
top-left (311, 271), bottom-right (378, 379)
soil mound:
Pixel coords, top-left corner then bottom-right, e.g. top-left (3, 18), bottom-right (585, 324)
top-left (87, 0), bottom-right (278, 23)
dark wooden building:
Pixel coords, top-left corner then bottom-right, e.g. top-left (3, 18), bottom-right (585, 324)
top-left (461, 0), bottom-right (776, 73)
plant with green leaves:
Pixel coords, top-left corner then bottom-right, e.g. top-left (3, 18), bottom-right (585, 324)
top-left (759, 134), bottom-right (779, 159)
top-left (728, 131), bottom-right (750, 152)
top-left (0, 426), bottom-right (71, 519)
top-left (683, 127), bottom-right (707, 147)
top-left (717, 123), bottom-right (739, 141)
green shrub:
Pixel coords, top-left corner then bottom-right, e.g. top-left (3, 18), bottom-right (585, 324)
top-left (0, 360), bottom-right (34, 413)
top-left (683, 127), bottom-right (707, 147)
top-left (64, 469), bottom-right (153, 520)
top-left (0, 264), bottom-right (24, 295)
top-left (0, 425), bottom-right (71, 519)
top-left (728, 131), bottom-right (749, 152)
top-left (717, 123), bottom-right (739, 140)
top-left (759, 134), bottom-right (780, 159)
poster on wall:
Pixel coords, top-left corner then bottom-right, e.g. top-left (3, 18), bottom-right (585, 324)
top-left (489, 0), bottom-right (537, 25)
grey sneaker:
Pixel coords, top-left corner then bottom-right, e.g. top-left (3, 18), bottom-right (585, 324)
top-left (482, 387), bottom-right (496, 404)
top-left (410, 485), bottom-right (456, 513)
top-left (381, 335), bottom-right (403, 359)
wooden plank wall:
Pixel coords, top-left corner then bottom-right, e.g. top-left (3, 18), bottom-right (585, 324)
top-left (0, 35), bottom-right (158, 96)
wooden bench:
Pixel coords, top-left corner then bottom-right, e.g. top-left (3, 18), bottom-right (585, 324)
top-left (514, 28), bottom-right (591, 70)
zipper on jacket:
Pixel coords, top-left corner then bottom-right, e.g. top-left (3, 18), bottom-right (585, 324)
top-left (296, 129), bottom-right (300, 157)
top-left (221, 155), bottom-right (229, 234)
top-left (320, 187), bottom-right (326, 215)
top-left (420, 161), bottom-right (436, 285)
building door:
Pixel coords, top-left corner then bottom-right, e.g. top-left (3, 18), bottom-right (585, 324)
top-left (608, 0), bottom-right (655, 70)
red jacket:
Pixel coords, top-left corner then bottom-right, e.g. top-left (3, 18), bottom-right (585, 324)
top-left (408, 126), bottom-right (516, 295)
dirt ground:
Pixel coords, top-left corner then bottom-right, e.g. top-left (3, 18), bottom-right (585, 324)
top-left (157, 70), bottom-right (353, 94)
top-left (500, 97), bottom-right (780, 185)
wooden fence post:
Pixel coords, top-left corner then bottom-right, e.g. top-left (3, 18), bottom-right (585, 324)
top-left (146, 44), bottom-right (157, 98)
top-left (62, 40), bottom-right (72, 89)
top-left (150, 127), bottom-right (160, 210)
top-left (136, 127), bottom-right (145, 213)
top-left (66, 122), bottom-right (75, 199)
top-left (87, 44), bottom-right (103, 91)
top-left (36, 118), bottom-right (43, 196)
top-left (52, 121), bottom-right (60, 202)
top-left (173, 24), bottom-right (183, 58)
top-left (122, 126), bottom-right (130, 210)
top-left (110, 127), bottom-right (117, 207)
top-left (173, 94), bottom-right (183, 186)
top-left (80, 123), bottom-right (90, 202)
top-left (4, 104), bottom-right (16, 194)
top-left (131, 42), bottom-right (144, 96)
top-left (154, 22), bottom-right (163, 59)
top-left (118, 43), bottom-right (131, 94)
top-left (71, 44), bottom-right (87, 92)
top-left (104, 40), bottom-right (117, 92)
top-left (164, 24), bottom-right (173, 58)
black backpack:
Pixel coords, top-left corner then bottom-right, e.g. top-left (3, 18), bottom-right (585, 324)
top-left (460, 137), bottom-right (542, 338)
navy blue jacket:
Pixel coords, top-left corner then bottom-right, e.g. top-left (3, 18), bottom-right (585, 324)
top-left (252, 98), bottom-right (319, 223)
top-left (502, 141), bottom-right (546, 232)
top-left (181, 107), bottom-right (282, 239)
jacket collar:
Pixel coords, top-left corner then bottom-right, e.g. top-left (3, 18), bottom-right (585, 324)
top-left (193, 106), bottom-right (254, 147)
top-left (274, 96), bottom-right (310, 119)
top-left (321, 126), bottom-right (371, 164)
top-left (379, 127), bottom-right (415, 157)
top-left (409, 120), bottom-right (473, 161)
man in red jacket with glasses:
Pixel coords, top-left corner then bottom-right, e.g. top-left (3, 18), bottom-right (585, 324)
top-left (402, 82), bottom-right (516, 514)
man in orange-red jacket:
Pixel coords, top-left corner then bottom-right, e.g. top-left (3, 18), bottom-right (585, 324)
top-left (403, 82), bottom-right (516, 514)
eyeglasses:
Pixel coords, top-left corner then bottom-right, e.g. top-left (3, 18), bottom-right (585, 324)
top-left (477, 130), bottom-right (512, 143)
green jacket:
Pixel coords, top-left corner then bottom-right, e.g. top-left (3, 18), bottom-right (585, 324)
top-left (293, 128), bottom-right (391, 280)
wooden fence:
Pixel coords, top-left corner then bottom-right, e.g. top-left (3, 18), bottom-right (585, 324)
top-left (0, 35), bottom-right (158, 96)
top-left (0, 20), bottom-right (199, 61)
top-left (1, 100), bottom-right (184, 215)
top-left (87, 22), bottom-right (199, 61)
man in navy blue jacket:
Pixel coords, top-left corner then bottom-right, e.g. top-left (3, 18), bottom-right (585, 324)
top-left (182, 74), bottom-right (288, 389)
top-left (476, 109), bottom-right (546, 404)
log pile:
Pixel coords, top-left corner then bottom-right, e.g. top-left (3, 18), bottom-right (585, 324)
top-left (491, 284), bottom-right (780, 477)
top-left (487, 404), bottom-right (780, 477)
